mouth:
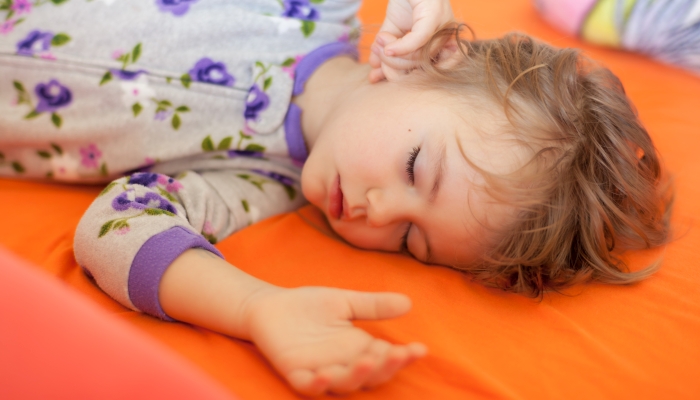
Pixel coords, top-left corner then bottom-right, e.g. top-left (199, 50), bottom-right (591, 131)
top-left (328, 174), bottom-right (344, 220)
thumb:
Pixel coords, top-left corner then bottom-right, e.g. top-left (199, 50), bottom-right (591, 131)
top-left (345, 291), bottom-right (412, 321)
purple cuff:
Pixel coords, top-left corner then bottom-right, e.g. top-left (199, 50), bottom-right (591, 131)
top-left (292, 42), bottom-right (359, 97)
top-left (283, 41), bottom-right (358, 163)
top-left (128, 226), bottom-right (223, 321)
top-left (284, 103), bottom-right (308, 162)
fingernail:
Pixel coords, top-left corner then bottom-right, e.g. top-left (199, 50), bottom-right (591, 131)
top-left (385, 48), bottom-right (395, 57)
top-left (371, 43), bottom-right (380, 55)
top-left (376, 36), bottom-right (385, 46)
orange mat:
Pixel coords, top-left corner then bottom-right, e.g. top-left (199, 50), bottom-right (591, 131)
top-left (1, 1), bottom-right (699, 399)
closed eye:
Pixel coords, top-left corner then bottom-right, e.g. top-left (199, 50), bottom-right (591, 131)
top-left (406, 146), bottom-right (420, 184)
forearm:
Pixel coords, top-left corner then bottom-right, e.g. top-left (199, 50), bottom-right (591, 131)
top-left (159, 248), bottom-right (281, 341)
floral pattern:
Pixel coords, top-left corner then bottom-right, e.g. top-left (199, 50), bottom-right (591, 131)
top-left (98, 43), bottom-right (191, 130)
top-left (79, 143), bottom-right (102, 168)
top-left (188, 58), bottom-right (235, 86)
top-left (201, 131), bottom-right (267, 157)
top-left (280, 0), bottom-right (324, 37)
top-left (155, 0), bottom-right (198, 16)
top-left (16, 29), bottom-right (71, 58)
top-left (282, 0), bottom-right (319, 20)
top-left (12, 79), bottom-right (72, 128)
top-left (244, 84), bottom-right (269, 121)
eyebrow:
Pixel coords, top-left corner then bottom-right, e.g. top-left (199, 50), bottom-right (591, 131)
top-left (423, 140), bottom-right (447, 262)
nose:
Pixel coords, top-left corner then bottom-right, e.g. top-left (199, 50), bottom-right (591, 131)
top-left (365, 186), bottom-right (411, 227)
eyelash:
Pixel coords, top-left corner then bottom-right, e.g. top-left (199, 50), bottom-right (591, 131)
top-left (401, 146), bottom-right (421, 254)
top-left (406, 146), bottom-right (420, 184)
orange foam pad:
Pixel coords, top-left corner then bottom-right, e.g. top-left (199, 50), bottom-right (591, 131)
top-left (0, 246), bottom-right (235, 400)
top-left (1, 0), bottom-right (699, 399)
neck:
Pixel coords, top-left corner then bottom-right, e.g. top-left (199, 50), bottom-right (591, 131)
top-left (294, 56), bottom-right (371, 150)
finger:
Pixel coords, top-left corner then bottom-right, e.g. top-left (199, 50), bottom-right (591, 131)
top-left (364, 342), bottom-right (428, 388)
top-left (384, 7), bottom-right (454, 56)
top-left (363, 346), bottom-right (410, 388)
top-left (369, 44), bottom-right (382, 69)
top-left (345, 291), bottom-right (412, 320)
top-left (368, 68), bottom-right (386, 84)
top-left (327, 356), bottom-right (375, 394)
top-left (287, 369), bottom-right (331, 397)
top-left (407, 342), bottom-right (429, 359)
top-left (374, 32), bottom-right (422, 71)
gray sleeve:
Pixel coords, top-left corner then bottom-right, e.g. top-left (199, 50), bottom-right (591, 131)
top-left (73, 168), bottom-right (306, 320)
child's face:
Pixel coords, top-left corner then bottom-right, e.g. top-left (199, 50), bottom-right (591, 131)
top-left (302, 84), bottom-right (514, 266)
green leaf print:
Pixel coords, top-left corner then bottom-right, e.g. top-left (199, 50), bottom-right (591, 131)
top-left (51, 33), bottom-right (71, 46)
top-left (24, 110), bottom-right (40, 119)
top-left (99, 163), bottom-right (108, 176)
top-left (51, 143), bottom-right (63, 155)
top-left (100, 71), bottom-right (112, 86)
top-left (283, 185), bottom-right (297, 201)
top-left (132, 43), bottom-right (142, 63)
top-left (132, 102), bottom-right (143, 116)
top-left (11, 162), bottom-right (24, 173)
top-left (244, 143), bottom-right (266, 152)
top-left (309, 0), bottom-right (324, 3)
top-left (51, 113), bottom-right (62, 128)
top-left (51, 0), bottom-right (70, 4)
top-left (217, 136), bottom-right (233, 150)
top-left (201, 135), bottom-right (215, 151)
top-left (175, 105), bottom-right (189, 113)
top-left (37, 151), bottom-right (51, 159)
top-left (241, 199), bottom-right (250, 212)
top-left (99, 220), bottom-right (115, 238)
top-left (144, 208), bottom-right (175, 217)
top-left (203, 233), bottom-right (217, 245)
top-left (99, 181), bottom-right (118, 197)
top-left (263, 76), bottom-right (272, 91)
top-left (180, 73), bottom-right (192, 88)
top-left (281, 57), bottom-right (295, 67)
top-left (301, 20), bottom-right (315, 37)
top-left (171, 113), bottom-right (181, 130)
top-left (13, 81), bottom-right (25, 92)
top-left (157, 187), bottom-right (178, 203)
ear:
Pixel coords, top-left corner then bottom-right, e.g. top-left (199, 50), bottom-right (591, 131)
top-left (432, 36), bottom-right (465, 69)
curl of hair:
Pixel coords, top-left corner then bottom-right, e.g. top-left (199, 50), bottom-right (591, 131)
top-left (416, 24), bottom-right (674, 297)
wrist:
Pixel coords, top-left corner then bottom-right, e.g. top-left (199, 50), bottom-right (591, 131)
top-left (241, 285), bottom-right (290, 342)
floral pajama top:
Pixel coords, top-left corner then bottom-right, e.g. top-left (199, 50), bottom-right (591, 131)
top-left (0, 0), bottom-right (360, 320)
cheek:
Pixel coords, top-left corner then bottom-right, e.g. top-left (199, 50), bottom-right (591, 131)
top-left (332, 220), bottom-right (396, 251)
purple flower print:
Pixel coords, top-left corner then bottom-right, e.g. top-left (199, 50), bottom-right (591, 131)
top-left (244, 84), bottom-right (270, 121)
top-left (17, 30), bottom-right (53, 56)
top-left (154, 110), bottom-right (171, 121)
top-left (128, 172), bottom-right (182, 192)
top-left (252, 169), bottom-right (295, 187)
top-left (110, 69), bottom-right (148, 81)
top-left (282, 0), bottom-right (319, 20)
top-left (34, 80), bottom-right (72, 113)
top-left (11, 0), bottom-right (32, 15)
top-left (228, 150), bottom-right (264, 159)
top-left (112, 191), bottom-right (177, 214)
top-left (155, 0), bottom-right (199, 16)
top-left (128, 172), bottom-right (160, 187)
top-left (79, 144), bottom-right (102, 168)
top-left (188, 58), bottom-right (235, 86)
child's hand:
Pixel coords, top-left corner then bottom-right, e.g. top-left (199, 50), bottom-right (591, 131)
top-left (369, 0), bottom-right (454, 83)
top-left (245, 287), bottom-right (427, 396)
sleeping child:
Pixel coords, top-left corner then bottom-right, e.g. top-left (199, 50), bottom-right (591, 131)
top-left (0, 0), bottom-right (672, 395)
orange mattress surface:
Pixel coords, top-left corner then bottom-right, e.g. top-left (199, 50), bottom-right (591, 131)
top-left (1, 1), bottom-right (699, 399)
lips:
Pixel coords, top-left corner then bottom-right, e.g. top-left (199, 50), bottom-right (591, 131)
top-left (328, 174), bottom-right (344, 220)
